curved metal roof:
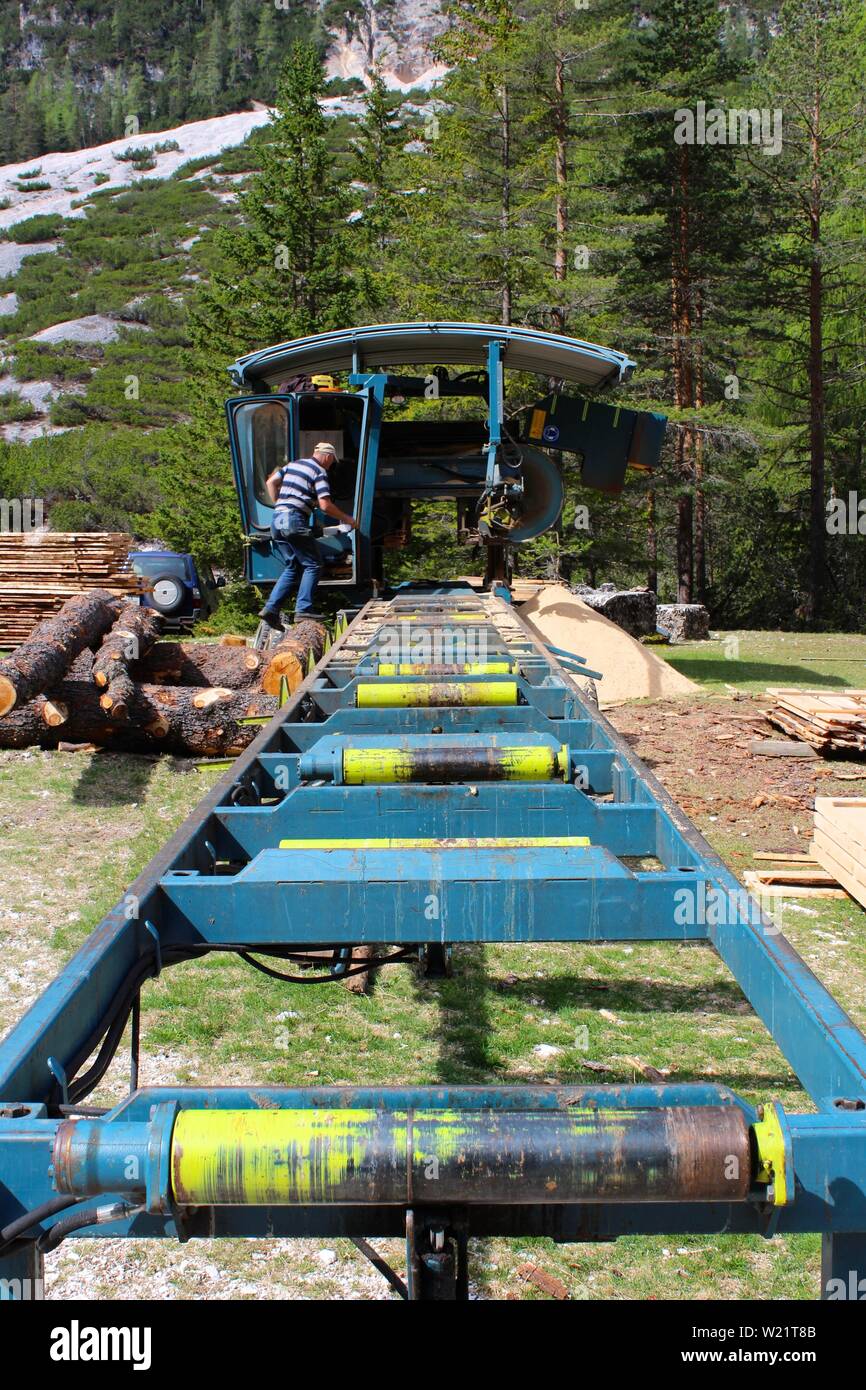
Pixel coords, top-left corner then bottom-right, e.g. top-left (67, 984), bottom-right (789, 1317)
top-left (227, 322), bottom-right (635, 390)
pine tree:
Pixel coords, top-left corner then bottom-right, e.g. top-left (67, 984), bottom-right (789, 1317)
top-left (612, 0), bottom-right (756, 602)
top-left (349, 69), bottom-right (406, 313)
top-left (746, 0), bottom-right (866, 622)
top-left (150, 43), bottom-right (371, 566)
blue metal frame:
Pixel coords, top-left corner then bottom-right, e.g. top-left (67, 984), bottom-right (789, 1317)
top-left (1, 585), bottom-right (865, 1299)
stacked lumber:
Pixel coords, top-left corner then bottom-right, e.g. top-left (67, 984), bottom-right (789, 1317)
top-left (811, 797), bottom-right (866, 909)
top-left (0, 533), bottom-right (141, 648)
top-left (765, 688), bottom-right (866, 753)
top-left (0, 592), bottom-right (327, 757)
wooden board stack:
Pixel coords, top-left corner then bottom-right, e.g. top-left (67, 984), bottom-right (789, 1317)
top-left (0, 533), bottom-right (142, 647)
top-left (811, 797), bottom-right (866, 910)
top-left (765, 688), bottom-right (866, 753)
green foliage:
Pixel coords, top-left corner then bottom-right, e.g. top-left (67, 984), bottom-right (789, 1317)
top-left (0, 392), bottom-right (37, 425)
top-left (0, 426), bottom-right (164, 532)
top-left (1, 214), bottom-right (66, 244)
top-left (0, 1), bottom-right (322, 163)
top-left (149, 43), bottom-right (374, 567)
top-left (1, 2), bottom-right (864, 630)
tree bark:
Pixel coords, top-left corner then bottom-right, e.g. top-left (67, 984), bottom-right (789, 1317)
top-left (93, 603), bottom-right (163, 722)
top-left (132, 641), bottom-right (265, 689)
top-left (0, 590), bottom-right (120, 717)
top-left (647, 488), bottom-right (658, 594)
top-left (0, 681), bottom-right (278, 756)
top-left (807, 85), bottom-right (825, 622)
top-left (672, 143), bottom-right (694, 603)
top-left (261, 620), bottom-right (328, 697)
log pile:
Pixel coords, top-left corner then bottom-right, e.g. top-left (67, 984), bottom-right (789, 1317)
top-left (0, 593), bottom-right (327, 757)
top-left (0, 533), bottom-right (142, 647)
top-left (765, 688), bottom-right (866, 753)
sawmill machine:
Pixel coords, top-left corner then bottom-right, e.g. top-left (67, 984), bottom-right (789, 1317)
top-left (224, 321), bottom-right (666, 595)
top-left (1, 325), bottom-right (865, 1303)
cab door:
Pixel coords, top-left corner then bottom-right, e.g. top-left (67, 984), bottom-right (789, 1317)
top-left (227, 394), bottom-right (304, 587)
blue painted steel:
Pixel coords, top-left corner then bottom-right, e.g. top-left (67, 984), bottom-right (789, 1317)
top-left (227, 322), bottom-right (635, 389)
top-left (1, 582), bottom-right (865, 1300)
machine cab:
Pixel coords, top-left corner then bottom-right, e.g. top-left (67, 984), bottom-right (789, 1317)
top-left (226, 323), bottom-right (667, 599)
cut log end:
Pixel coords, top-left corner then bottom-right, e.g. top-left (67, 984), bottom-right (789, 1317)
top-left (42, 699), bottom-right (69, 728)
top-left (192, 686), bottom-right (235, 711)
top-left (0, 676), bottom-right (16, 718)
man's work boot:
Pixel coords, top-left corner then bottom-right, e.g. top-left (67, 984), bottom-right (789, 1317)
top-left (258, 607), bottom-right (284, 632)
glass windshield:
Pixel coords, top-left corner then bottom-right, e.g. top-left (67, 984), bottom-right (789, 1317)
top-left (131, 555), bottom-right (188, 579)
top-left (251, 402), bottom-right (290, 506)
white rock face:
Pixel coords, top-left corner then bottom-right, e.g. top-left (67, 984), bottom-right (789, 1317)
top-left (27, 315), bottom-right (151, 346)
top-left (0, 110), bottom-right (273, 234)
top-left (324, 0), bottom-right (449, 89)
top-left (0, 242), bottom-right (60, 278)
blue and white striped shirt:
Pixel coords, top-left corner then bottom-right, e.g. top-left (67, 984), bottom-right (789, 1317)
top-left (273, 458), bottom-right (331, 522)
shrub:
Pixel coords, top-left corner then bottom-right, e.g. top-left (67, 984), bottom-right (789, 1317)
top-left (4, 214), bottom-right (65, 244)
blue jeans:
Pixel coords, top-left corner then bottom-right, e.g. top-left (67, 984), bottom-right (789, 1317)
top-left (267, 512), bottom-right (322, 616)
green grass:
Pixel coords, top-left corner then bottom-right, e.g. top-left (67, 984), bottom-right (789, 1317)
top-left (664, 629), bottom-right (866, 694)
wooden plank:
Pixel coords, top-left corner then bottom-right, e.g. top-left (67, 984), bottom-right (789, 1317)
top-left (812, 829), bottom-right (866, 896)
top-left (753, 851), bottom-right (819, 863)
top-left (815, 797), bottom-right (866, 852)
top-left (742, 871), bottom-right (848, 900)
top-left (811, 839), bottom-right (866, 910)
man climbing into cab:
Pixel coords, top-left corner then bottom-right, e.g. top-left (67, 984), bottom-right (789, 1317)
top-left (259, 442), bottom-right (358, 630)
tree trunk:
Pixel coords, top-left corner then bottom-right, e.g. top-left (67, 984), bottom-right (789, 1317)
top-left (132, 641), bottom-right (266, 689)
top-left (261, 619), bottom-right (328, 697)
top-left (807, 89), bottom-right (825, 622)
top-left (647, 488), bottom-right (658, 594)
top-left (0, 590), bottom-right (120, 717)
top-left (500, 82), bottom-right (512, 326)
top-left (93, 603), bottom-right (163, 722)
top-left (0, 681), bottom-right (278, 756)
top-left (672, 144), bottom-right (694, 604)
top-left (693, 313), bottom-right (706, 603)
top-left (551, 30), bottom-right (568, 335)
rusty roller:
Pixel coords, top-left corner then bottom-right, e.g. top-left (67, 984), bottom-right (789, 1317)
top-left (166, 1106), bottom-right (752, 1206)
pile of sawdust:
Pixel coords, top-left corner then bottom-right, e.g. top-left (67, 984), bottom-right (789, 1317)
top-left (519, 584), bottom-right (698, 708)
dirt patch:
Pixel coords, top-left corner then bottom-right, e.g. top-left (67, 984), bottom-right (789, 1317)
top-left (606, 696), bottom-right (852, 867)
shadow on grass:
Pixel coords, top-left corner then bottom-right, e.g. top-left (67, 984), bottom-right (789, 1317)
top-left (499, 973), bottom-right (750, 1015)
top-left (411, 944), bottom-right (495, 1084)
top-left (414, 957), bottom-right (797, 1094)
top-left (665, 658), bottom-right (848, 688)
top-left (72, 751), bottom-right (159, 806)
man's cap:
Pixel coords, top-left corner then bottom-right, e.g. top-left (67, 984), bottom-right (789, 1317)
top-left (313, 442), bottom-right (338, 457)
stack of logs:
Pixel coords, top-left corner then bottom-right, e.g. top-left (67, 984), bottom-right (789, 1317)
top-left (0, 591), bottom-right (326, 757)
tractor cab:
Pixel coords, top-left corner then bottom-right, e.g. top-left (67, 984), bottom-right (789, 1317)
top-left (226, 322), bottom-right (666, 598)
